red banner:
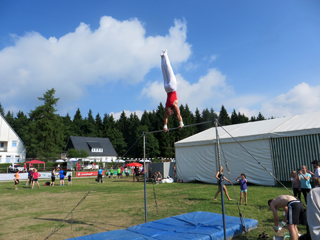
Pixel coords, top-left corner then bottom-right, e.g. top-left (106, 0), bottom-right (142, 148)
top-left (76, 171), bottom-right (104, 177)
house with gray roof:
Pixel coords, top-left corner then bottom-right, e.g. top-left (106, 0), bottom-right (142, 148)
top-left (65, 136), bottom-right (118, 162)
top-left (0, 114), bottom-right (26, 163)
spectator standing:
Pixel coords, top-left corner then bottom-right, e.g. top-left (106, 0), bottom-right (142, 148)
top-left (25, 169), bottom-right (32, 186)
top-left (110, 167), bottom-right (114, 178)
top-left (308, 160), bottom-right (320, 187)
top-left (29, 168), bottom-right (34, 188)
top-left (298, 166), bottom-right (312, 204)
top-left (76, 162), bottom-right (80, 171)
top-left (213, 166), bottom-right (233, 201)
top-left (14, 170), bottom-right (20, 190)
top-left (125, 167), bottom-right (129, 177)
top-left (236, 173), bottom-right (248, 205)
top-left (50, 168), bottom-right (56, 186)
top-left (307, 183), bottom-right (320, 240)
top-left (117, 167), bottom-right (121, 178)
top-left (68, 174), bottom-right (72, 186)
top-left (134, 166), bottom-right (140, 182)
top-left (97, 167), bottom-right (103, 183)
top-left (59, 168), bottom-right (65, 186)
top-left (291, 171), bottom-right (301, 200)
top-left (121, 166), bottom-right (124, 177)
top-left (32, 169), bottom-right (40, 189)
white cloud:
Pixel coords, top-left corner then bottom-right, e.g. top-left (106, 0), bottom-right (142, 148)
top-left (261, 82), bottom-right (320, 118)
top-left (209, 54), bottom-right (218, 62)
top-left (0, 16), bottom-right (191, 113)
top-left (141, 68), bottom-right (234, 111)
top-left (110, 110), bottom-right (144, 121)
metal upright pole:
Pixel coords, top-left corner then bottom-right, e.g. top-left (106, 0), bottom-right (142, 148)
top-left (143, 133), bottom-right (147, 222)
top-left (215, 119), bottom-right (227, 240)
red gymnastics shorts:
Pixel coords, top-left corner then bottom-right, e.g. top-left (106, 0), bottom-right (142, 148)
top-left (166, 91), bottom-right (178, 108)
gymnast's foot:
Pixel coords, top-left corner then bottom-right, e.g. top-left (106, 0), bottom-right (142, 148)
top-left (179, 121), bottom-right (184, 129)
top-left (161, 49), bottom-right (167, 57)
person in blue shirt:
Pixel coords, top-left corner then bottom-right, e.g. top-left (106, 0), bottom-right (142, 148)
top-left (59, 168), bottom-right (65, 186)
top-left (298, 165), bottom-right (312, 204)
top-left (97, 167), bottom-right (103, 183)
top-left (237, 173), bottom-right (248, 205)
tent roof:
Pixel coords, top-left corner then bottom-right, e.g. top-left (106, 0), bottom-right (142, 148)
top-left (175, 112), bottom-right (320, 147)
top-left (25, 159), bottom-right (45, 164)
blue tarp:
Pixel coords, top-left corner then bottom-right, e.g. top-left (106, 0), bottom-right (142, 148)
top-left (67, 211), bottom-right (258, 240)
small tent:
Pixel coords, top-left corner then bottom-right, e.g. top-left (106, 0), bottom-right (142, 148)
top-left (25, 159), bottom-right (46, 170)
top-left (175, 112), bottom-right (320, 186)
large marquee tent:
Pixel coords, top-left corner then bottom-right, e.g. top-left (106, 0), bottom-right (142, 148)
top-left (175, 112), bottom-right (320, 186)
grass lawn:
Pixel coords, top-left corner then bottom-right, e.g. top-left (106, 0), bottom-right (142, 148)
top-left (0, 176), bottom-right (307, 240)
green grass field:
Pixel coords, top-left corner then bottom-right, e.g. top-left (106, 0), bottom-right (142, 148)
top-left (0, 177), bottom-right (306, 240)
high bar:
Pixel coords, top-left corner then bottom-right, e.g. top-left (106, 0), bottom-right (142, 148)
top-left (143, 120), bottom-right (214, 134)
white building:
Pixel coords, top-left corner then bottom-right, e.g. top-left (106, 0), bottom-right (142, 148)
top-left (0, 114), bottom-right (26, 163)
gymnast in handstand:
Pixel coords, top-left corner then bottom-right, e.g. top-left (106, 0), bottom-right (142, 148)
top-left (161, 49), bottom-right (184, 132)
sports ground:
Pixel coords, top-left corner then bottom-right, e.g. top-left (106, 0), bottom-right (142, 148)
top-left (0, 177), bottom-right (306, 240)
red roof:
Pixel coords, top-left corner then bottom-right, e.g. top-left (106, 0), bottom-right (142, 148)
top-left (25, 159), bottom-right (45, 164)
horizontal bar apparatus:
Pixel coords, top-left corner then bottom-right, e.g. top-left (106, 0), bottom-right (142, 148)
top-left (143, 120), bottom-right (214, 134)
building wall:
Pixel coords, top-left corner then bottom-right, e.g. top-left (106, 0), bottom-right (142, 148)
top-left (87, 156), bottom-right (117, 162)
top-left (271, 134), bottom-right (320, 181)
top-left (0, 115), bottom-right (26, 163)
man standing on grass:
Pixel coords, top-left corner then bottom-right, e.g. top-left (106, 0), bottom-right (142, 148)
top-left (97, 167), bottom-right (103, 183)
top-left (268, 195), bottom-right (304, 240)
top-left (308, 160), bottom-right (320, 187)
top-left (14, 170), bottom-right (20, 190)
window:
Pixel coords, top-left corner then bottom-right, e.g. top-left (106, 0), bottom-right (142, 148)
top-left (12, 141), bottom-right (17, 147)
top-left (91, 148), bottom-right (103, 152)
top-left (6, 155), bottom-right (11, 163)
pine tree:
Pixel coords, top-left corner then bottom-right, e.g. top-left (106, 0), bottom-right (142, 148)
top-left (27, 88), bottom-right (65, 158)
top-left (256, 112), bottom-right (266, 121)
top-left (5, 111), bottom-right (14, 126)
top-left (83, 109), bottom-right (95, 137)
top-left (218, 105), bottom-right (231, 126)
top-left (72, 108), bottom-right (84, 136)
top-left (231, 109), bottom-right (240, 124)
top-left (95, 113), bottom-right (103, 137)
top-left (0, 102), bottom-right (4, 116)
top-left (13, 111), bottom-right (29, 144)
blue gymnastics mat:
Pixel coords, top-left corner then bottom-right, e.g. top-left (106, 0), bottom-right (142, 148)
top-left (67, 211), bottom-right (258, 240)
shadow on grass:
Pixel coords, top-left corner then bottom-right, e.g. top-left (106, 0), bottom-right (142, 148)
top-left (34, 218), bottom-right (127, 230)
top-left (186, 198), bottom-right (209, 201)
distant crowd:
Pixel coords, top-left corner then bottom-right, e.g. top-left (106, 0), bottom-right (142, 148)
top-left (14, 167), bottom-right (72, 190)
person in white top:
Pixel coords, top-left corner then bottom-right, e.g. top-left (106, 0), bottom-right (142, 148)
top-left (161, 49), bottom-right (184, 132)
top-left (307, 182), bottom-right (320, 239)
top-left (308, 160), bottom-right (320, 187)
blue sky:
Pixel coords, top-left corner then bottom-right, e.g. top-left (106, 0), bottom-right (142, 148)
top-left (0, 0), bottom-right (319, 120)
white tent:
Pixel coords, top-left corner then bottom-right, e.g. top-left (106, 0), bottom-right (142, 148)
top-left (139, 159), bottom-right (151, 163)
top-left (175, 112), bottom-right (320, 186)
top-left (115, 159), bottom-right (125, 163)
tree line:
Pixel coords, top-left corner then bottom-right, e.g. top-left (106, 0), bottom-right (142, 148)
top-left (0, 88), bottom-right (268, 159)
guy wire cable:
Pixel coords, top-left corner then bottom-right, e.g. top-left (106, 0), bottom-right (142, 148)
top-left (218, 124), bottom-right (293, 196)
